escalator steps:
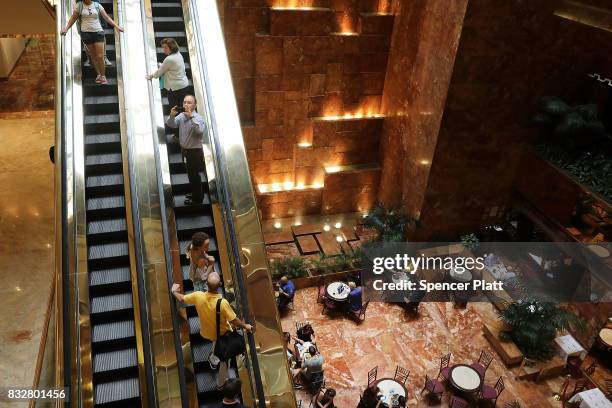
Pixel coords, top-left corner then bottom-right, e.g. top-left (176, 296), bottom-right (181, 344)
top-left (92, 320), bottom-right (135, 344)
top-left (95, 377), bottom-right (140, 405)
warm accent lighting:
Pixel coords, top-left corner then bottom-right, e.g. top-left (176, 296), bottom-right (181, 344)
top-left (323, 224), bottom-right (331, 231)
top-left (334, 222), bottom-right (342, 229)
top-left (258, 181), bottom-right (324, 193)
top-left (325, 166), bottom-right (342, 173)
top-left (320, 113), bottom-right (384, 121)
top-left (274, 221), bottom-right (282, 229)
top-left (419, 159), bottom-right (430, 165)
top-left (297, 142), bottom-right (312, 147)
top-left (336, 236), bottom-right (343, 242)
top-left (294, 221), bottom-right (302, 226)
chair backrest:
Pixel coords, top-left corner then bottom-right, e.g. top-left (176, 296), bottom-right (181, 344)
top-left (394, 365), bottom-right (410, 385)
top-left (584, 361), bottom-right (596, 376)
top-left (573, 378), bottom-right (589, 396)
top-left (440, 353), bottom-right (451, 370)
top-left (359, 300), bottom-right (370, 320)
top-left (605, 379), bottom-right (612, 398)
top-left (479, 349), bottom-right (494, 368)
top-left (559, 376), bottom-right (571, 400)
top-left (494, 376), bottom-right (505, 395)
top-left (367, 366), bottom-right (378, 387)
top-left (309, 371), bottom-right (325, 392)
top-left (449, 396), bottom-right (468, 408)
top-left (424, 374), bottom-right (435, 392)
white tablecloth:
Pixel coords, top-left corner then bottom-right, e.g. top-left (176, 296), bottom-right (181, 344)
top-left (450, 366), bottom-right (481, 392)
top-left (568, 388), bottom-right (612, 408)
top-left (377, 379), bottom-right (406, 407)
top-left (326, 282), bottom-right (350, 300)
top-left (554, 334), bottom-right (587, 363)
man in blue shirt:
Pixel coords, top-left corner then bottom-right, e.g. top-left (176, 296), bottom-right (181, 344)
top-left (277, 275), bottom-right (295, 310)
top-left (348, 281), bottom-right (362, 312)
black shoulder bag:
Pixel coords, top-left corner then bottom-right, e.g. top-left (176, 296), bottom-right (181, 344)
top-left (213, 298), bottom-right (246, 361)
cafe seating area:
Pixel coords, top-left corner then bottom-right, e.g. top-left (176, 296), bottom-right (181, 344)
top-left (281, 287), bottom-right (592, 407)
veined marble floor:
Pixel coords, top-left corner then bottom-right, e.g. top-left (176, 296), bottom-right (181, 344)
top-left (0, 113), bottom-right (55, 407)
top-left (282, 287), bottom-right (566, 408)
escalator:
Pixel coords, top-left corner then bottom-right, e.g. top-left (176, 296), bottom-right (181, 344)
top-left (81, 1), bottom-right (142, 405)
top-left (149, 1), bottom-right (238, 406)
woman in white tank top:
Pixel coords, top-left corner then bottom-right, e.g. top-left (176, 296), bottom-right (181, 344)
top-left (61, 0), bottom-right (124, 85)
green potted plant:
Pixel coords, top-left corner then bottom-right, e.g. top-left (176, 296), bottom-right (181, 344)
top-left (363, 202), bottom-right (416, 242)
top-left (460, 233), bottom-right (479, 250)
top-left (533, 96), bottom-right (610, 150)
top-left (271, 256), bottom-right (309, 281)
top-left (498, 297), bottom-right (584, 361)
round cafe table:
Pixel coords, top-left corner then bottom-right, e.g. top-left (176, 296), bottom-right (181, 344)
top-left (599, 328), bottom-right (612, 348)
top-left (373, 378), bottom-right (407, 407)
top-left (449, 364), bottom-right (482, 393)
top-left (326, 281), bottom-right (350, 302)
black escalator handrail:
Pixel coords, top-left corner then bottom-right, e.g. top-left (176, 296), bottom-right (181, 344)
top-left (183, 2), bottom-right (267, 407)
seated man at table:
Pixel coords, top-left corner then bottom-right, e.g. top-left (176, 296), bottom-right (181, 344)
top-left (277, 275), bottom-right (295, 311)
top-left (301, 345), bottom-right (324, 385)
top-left (348, 281), bottom-right (362, 312)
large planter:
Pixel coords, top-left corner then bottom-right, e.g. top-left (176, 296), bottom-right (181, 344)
top-left (291, 268), bottom-right (363, 290)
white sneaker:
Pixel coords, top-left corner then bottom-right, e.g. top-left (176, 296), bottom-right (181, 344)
top-left (208, 353), bottom-right (220, 370)
top-left (84, 58), bottom-right (91, 67)
top-left (104, 56), bottom-right (112, 66)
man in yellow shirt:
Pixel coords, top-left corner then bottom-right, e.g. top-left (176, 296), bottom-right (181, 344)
top-left (172, 272), bottom-right (252, 387)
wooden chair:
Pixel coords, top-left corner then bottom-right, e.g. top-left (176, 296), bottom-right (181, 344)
top-left (367, 366), bottom-right (378, 387)
top-left (479, 376), bottom-right (505, 407)
top-left (350, 300), bottom-right (370, 322)
top-left (296, 321), bottom-right (307, 332)
top-left (471, 349), bottom-right (494, 378)
top-left (604, 379), bottom-right (612, 399)
top-left (394, 365), bottom-right (410, 385)
top-left (570, 378), bottom-right (590, 398)
top-left (317, 285), bottom-right (326, 304)
top-left (583, 361), bottom-right (596, 376)
top-left (420, 374), bottom-right (444, 402)
top-left (449, 395), bottom-right (469, 408)
top-left (437, 353), bottom-right (451, 381)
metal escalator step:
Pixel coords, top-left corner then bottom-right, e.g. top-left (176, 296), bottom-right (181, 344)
top-left (86, 174), bottom-right (124, 188)
top-left (85, 133), bottom-right (121, 146)
top-left (196, 367), bottom-right (237, 394)
top-left (152, 17), bottom-right (185, 30)
top-left (94, 376), bottom-right (140, 405)
top-left (192, 341), bottom-right (213, 364)
top-left (176, 214), bottom-right (214, 231)
top-left (87, 195), bottom-right (125, 211)
top-left (90, 267), bottom-right (131, 287)
top-left (84, 114), bottom-right (120, 125)
top-left (88, 218), bottom-right (127, 235)
top-left (91, 292), bottom-right (133, 315)
top-left (168, 151), bottom-right (182, 164)
top-left (92, 319), bottom-right (135, 343)
top-left (84, 95), bottom-right (119, 105)
top-left (83, 77), bottom-right (118, 87)
top-left (88, 242), bottom-right (129, 260)
top-left (93, 348), bottom-right (137, 374)
top-left (154, 31), bottom-right (187, 44)
top-left (86, 153), bottom-right (123, 167)
top-left (171, 172), bottom-right (208, 185)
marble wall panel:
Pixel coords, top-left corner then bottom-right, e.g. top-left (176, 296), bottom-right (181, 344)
top-left (415, 0), bottom-right (612, 239)
top-left (270, 9), bottom-right (334, 36)
top-left (324, 167), bottom-right (380, 189)
top-left (357, 13), bottom-right (394, 35)
top-left (255, 35), bottom-right (283, 75)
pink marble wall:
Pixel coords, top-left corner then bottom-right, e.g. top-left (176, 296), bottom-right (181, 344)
top-left (377, 0), bottom-right (468, 218)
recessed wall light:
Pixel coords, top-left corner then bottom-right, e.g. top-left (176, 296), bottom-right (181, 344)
top-left (274, 222), bottom-right (281, 229)
top-left (323, 224), bottom-right (331, 231)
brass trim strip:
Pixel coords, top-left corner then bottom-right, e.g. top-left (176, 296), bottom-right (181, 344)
top-left (53, 2), bottom-right (64, 405)
top-left (29, 269), bottom-right (56, 408)
top-left (180, 1), bottom-right (296, 406)
top-left (114, 0), bottom-right (152, 405)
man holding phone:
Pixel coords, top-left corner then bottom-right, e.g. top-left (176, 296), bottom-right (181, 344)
top-left (166, 95), bottom-right (207, 205)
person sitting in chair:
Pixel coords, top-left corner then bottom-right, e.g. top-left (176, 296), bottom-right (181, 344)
top-left (348, 281), bottom-right (362, 312)
top-left (277, 275), bottom-right (295, 310)
top-left (301, 345), bottom-right (324, 385)
top-left (316, 388), bottom-right (336, 408)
